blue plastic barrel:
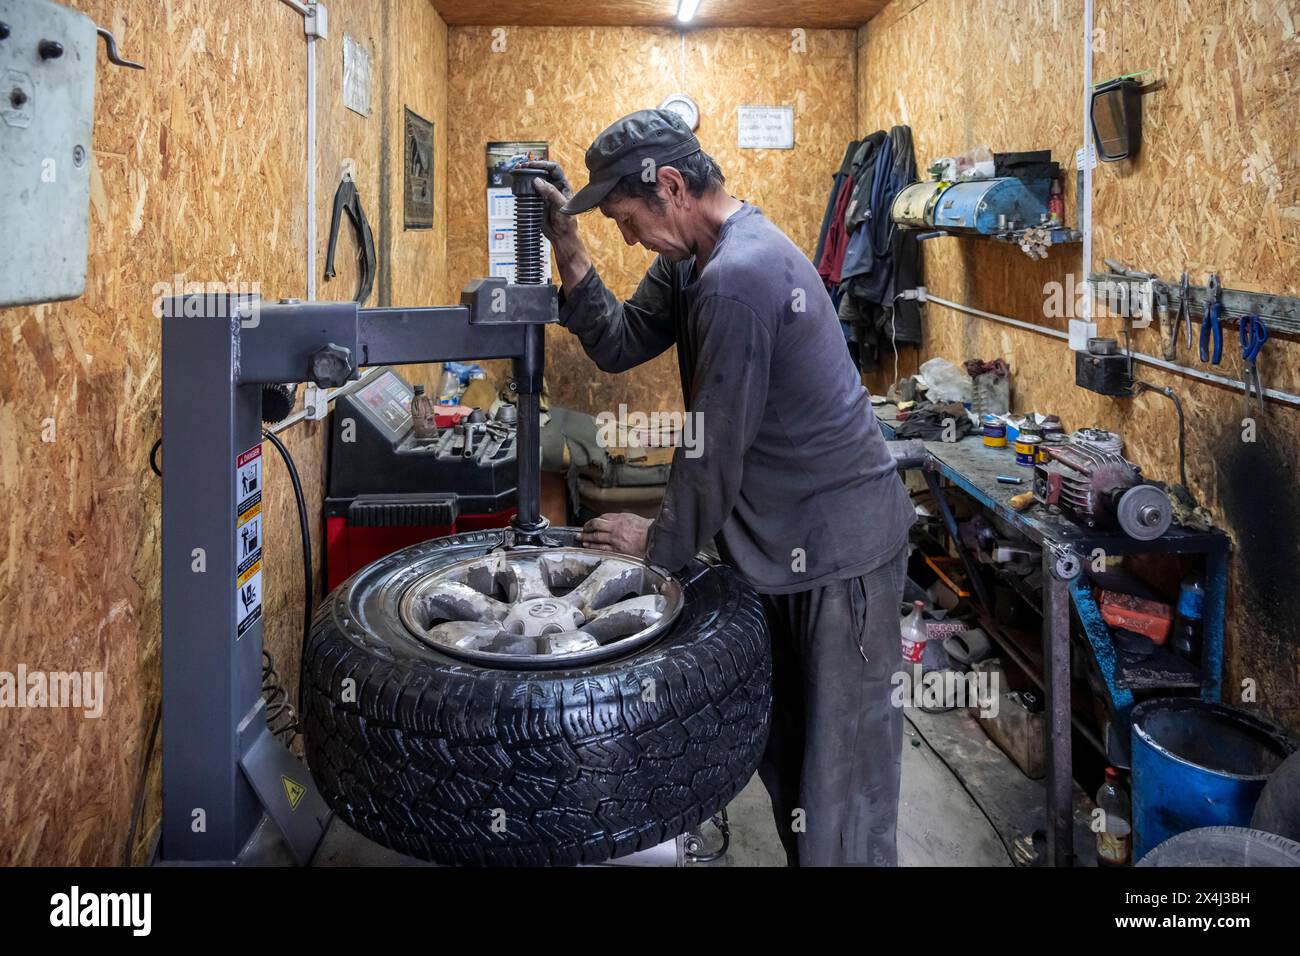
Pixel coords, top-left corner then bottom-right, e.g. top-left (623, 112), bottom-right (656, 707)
top-left (1131, 698), bottom-right (1295, 860)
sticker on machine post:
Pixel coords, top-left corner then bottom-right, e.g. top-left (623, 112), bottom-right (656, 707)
top-left (236, 561), bottom-right (263, 637)
top-left (235, 444), bottom-right (265, 638)
top-left (236, 446), bottom-right (263, 515)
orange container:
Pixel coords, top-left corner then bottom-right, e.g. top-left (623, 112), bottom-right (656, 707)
top-left (1097, 590), bottom-right (1173, 644)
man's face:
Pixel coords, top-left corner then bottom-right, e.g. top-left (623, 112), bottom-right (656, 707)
top-left (598, 185), bottom-right (693, 262)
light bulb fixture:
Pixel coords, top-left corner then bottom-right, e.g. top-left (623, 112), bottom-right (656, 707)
top-left (677, 0), bottom-right (700, 24)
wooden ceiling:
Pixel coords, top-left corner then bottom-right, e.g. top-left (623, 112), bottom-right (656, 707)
top-left (430, 0), bottom-right (891, 29)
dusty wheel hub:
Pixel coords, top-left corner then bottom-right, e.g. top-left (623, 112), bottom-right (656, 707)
top-left (505, 598), bottom-right (585, 637)
top-left (398, 546), bottom-right (684, 668)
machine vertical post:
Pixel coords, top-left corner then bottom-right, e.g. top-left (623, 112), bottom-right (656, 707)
top-left (159, 294), bottom-right (265, 861)
top-left (512, 324), bottom-right (545, 532)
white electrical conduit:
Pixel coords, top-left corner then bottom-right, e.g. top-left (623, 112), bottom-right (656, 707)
top-left (1081, 0), bottom-right (1093, 327)
top-left (921, 292), bottom-right (1300, 409)
top-left (279, 0), bottom-right (318, 300)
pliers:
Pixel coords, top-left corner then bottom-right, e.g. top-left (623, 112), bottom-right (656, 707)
top-left (1200, 273), bottom-right (1223, 365)
top-left (1240, 311), bottom-right (1269, 413)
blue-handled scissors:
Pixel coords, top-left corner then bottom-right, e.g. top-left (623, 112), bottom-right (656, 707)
top-left (1240, 311), bottom-right (1269, 413)
top-left (1199, 273), bottom-right (1223, 365)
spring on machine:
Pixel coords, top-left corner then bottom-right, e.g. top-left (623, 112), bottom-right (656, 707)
top-left (511, 168), bottom-right (547, 285)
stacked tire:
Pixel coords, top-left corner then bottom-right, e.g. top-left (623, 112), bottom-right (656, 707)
top-left (302, 529), bottom-right (771, 866)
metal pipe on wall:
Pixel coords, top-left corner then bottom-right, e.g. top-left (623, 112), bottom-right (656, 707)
top-left (922, 292), bottom-right (1300, 409)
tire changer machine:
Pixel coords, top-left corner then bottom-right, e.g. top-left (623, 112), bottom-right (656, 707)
top-left (158, 169), bottom-right (557, 864)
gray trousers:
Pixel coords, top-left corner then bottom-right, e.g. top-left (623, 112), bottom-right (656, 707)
top-left (756, 543), bottom-right (908, 866)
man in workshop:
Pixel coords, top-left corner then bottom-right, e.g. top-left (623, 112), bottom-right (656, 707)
top-left (525, 109), bottom-right (915, 867)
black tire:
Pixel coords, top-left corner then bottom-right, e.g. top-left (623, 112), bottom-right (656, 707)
top-left (1252, 750), bottom-right (1300, 843)
top-left (302, 528), bottom-right (771, 866)
top-left (1137, 826), bottom-right (1300, 867)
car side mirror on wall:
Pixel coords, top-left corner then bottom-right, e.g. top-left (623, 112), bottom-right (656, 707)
top-left (1091, 77), bottom-right (1144, 162)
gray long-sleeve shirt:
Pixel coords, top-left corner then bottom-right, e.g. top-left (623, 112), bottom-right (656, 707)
top-left (558, 202), bottom-right (914, 594)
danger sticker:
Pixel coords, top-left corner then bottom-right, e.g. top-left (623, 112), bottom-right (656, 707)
top-left (236, 445), bottom-right (263, 518)
top-left (235, 444), bottom-right (264, 638)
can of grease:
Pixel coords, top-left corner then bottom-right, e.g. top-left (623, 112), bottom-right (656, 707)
top-left (1015, 433), bottom-right (1042, 466)
top-left (1038, 430), bottom-right (1068, 464)
top-left (982, 414), bottom-right (1007, 448)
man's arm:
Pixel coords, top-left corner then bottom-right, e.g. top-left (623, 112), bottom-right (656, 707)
top-left (528, 163), bottom-right (676, 373)
top-left (558, 260), bottom-right (677, 373)
top-left (644, 294), bottom-right (772, 571)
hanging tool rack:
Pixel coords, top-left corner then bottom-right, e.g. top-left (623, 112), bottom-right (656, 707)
top-left (1088, 272), bottom-right (1300, 336)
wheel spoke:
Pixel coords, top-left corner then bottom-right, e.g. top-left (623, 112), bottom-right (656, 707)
top-left (582, 595), bottom-right (667, 642)
top-left (561, 559), bottom-right (645, 615)
top-left (418, 581), bottom-right (510, 623)
top-left (500, 555), bottom-right (552, 602)
top-left (539, 630), bottom-right (601, 655)
top-left (425, 620), bottom-right (502, 647)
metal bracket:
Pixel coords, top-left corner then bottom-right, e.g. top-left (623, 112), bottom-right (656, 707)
top-left (304, 2), bottom-right (328, 40)
top-left (462, 277), bottom-right (559, 326)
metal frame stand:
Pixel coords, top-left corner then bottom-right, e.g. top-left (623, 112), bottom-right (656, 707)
top-left (158, 281), bottom-right (555, 864)
top-left (894, 418), bottom-right (1230, 868)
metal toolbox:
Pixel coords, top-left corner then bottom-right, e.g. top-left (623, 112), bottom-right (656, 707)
top-left (930, 178), bottom-right (1050, 234)
top-left (890, 180), bottom-right (952, 228)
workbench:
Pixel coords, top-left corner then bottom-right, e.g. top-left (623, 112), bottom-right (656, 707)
top-left (875, 402), bottom-right (1231, 867)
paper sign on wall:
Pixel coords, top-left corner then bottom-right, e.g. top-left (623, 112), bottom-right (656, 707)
top-left (737, 106), bottom-right (795, 150)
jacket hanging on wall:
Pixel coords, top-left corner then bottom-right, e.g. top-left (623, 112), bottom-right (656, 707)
top-left (816, 126), bottom-right (923, 374)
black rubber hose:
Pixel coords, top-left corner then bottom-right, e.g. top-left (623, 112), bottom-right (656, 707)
top-left (262, 430), bottom-right (314, 718)
top-left (1134, 380), bottom-right (1187, 490)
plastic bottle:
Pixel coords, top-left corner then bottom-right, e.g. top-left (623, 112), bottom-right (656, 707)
top-left (410, 384), bottom-right (439, 441)
top-left (900, 600), bottom-right (928, 664)
top-left (1048, 178), bottom-right (1065, 226)
top-left (1095, 767), bottom-right (1132, 867)
top-left (1171, 577), bottom-right (1205, 660)
top-left (437, 366), bottom-right (462, 405)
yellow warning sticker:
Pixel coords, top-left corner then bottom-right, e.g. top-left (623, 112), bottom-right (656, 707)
top-left (282, 775), bottom-right (306, 811)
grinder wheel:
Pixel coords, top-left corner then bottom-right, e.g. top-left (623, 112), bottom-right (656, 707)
top-left (1116, 483), bottom-right (1172, 540)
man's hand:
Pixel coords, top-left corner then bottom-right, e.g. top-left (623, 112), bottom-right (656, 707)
top-left (520, 159), bottom-right (591, 290)
top-left (580, 513), bottom-right (652, 558)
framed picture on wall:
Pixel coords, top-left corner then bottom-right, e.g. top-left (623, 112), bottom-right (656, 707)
top-left (404, 108), bottom-right (434, 230)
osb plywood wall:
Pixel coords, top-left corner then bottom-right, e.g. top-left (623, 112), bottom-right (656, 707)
top-left (0, 0), bottom-right (449, 866)
top-left (445, 26), bottom-right (858, 415)
top-left (860, 0), bottom-right (1300, 735)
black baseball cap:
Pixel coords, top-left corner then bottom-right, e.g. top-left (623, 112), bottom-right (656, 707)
top-left (562, 109), bottom-right (702, 215)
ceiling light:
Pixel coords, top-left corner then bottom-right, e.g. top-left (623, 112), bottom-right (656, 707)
top-left (677, 0), bottom-right (700, 24)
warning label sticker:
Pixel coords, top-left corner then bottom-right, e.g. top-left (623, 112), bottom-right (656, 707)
top-left (236, 560), bottom-right (263, 636)
top-left (282, 775), bottom-right (306, 811)
top-left (236, 444), bottom-right (264, 638)
top-left (236, 445), bottom-right (263, 516)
